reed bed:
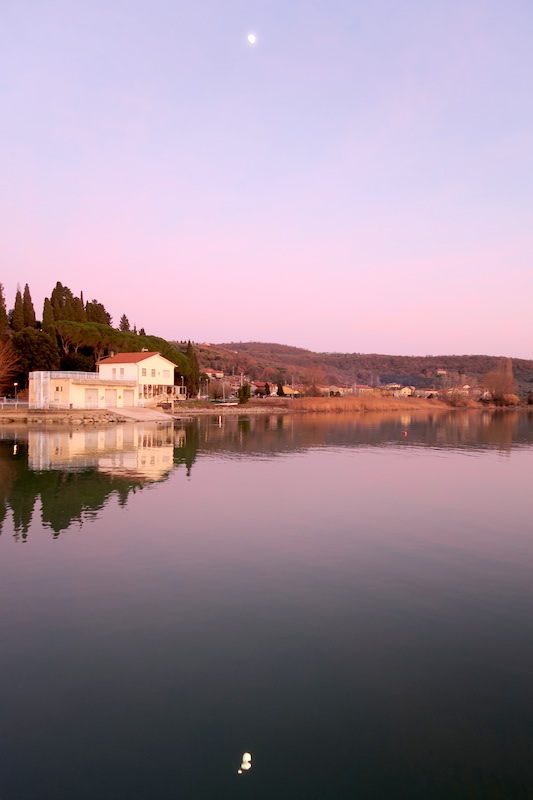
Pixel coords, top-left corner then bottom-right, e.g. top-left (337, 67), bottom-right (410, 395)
top-left (291, 395), bottom-right (447, 413)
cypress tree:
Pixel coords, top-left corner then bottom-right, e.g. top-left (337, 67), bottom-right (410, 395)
top-left (42, 298), bottom-right (55, 333)
top-left (22, 284), bottom-right (36, 328)
top-left (62, 294), bottom-right (75, 321)
top-left (72, 297), bottom-right (86, 322)
top-left (0, 283), bottom-right (8, 336)
top-left (12, 289), bottom-right (24, 332)
top-left (51, 282), bottom-right (64, 319)
top-left (185, 341), bottom-right (200, 397)
top-left (237, 382), bottom-right (251, 404)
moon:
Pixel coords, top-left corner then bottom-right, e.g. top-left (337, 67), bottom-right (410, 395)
top-left (247, 33), bottom-right (257, 45)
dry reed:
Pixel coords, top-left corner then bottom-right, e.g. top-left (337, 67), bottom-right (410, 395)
top-left (291, 395), bottom-right (447, 413)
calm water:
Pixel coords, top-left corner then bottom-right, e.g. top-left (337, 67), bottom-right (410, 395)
top-left (1, 411), bottom-right (533, 799)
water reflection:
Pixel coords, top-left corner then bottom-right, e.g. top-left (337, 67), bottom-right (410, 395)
top-left (0, 423), bottom-right (185, 539)
top-left (1, 410), bottom-right (532, 540)
top-left (28, 425), bottom-right (177, 479)
top-left (1, 412), bottom-right (533, 799)
top-left (193, 409), bottom-right (533, 458)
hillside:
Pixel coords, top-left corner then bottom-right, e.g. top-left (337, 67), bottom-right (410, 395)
top-left (194, 341), bottom-right (533, 395)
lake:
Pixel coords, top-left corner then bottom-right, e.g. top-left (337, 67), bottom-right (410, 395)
top-left (1, 410), bottom-right (533, 799)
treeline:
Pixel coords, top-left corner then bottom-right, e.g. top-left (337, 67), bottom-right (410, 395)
top-left (0, 282), bottom-right (198, 392)
top-left (210, 342), bottom-right (533, 395)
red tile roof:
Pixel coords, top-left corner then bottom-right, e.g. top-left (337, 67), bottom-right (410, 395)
top-left (97, 352), bottom-right (160, 364)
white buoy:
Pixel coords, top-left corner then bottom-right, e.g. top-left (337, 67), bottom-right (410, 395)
top-left (238, 752), bottom-right (252, 773)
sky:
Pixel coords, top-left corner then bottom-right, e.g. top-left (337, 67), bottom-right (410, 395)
top-left (1, 0), bottom-right (532, 358)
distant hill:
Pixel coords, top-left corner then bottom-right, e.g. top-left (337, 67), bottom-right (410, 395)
top-left (191, 341), bottom-right (533, 395)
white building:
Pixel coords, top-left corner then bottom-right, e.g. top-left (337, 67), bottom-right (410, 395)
top-left (97, 352), bottom-right (179, 402)
top-left (29, 352), bottom-right (186, 410)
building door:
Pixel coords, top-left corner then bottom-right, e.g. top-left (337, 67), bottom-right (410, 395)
top-left (123, 389), bottom-right (134, 406)
top-left (104, 389), bottom-right (117, 407)
top-left (85, 388), bottom-right (98, 408)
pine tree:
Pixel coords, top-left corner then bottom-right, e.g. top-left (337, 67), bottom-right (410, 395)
top-left (22, 284), bottom-right (36, 328)
top-left (133, 324), bottom-right (138, 334)
top-left (119, 314), bottom-right (130, 332)
top-left (86, 299), bottom-right (112, 326)
top-left (42, 298), bottom-right (55, 333)
top-left (0, 284), bottom-right (8, 336)
top-left (139, 327), bottom-right (146, 336)
top-left (185, 341), bottom-right (200, 397)
top-left (12, 289), bottom-right (24, 332)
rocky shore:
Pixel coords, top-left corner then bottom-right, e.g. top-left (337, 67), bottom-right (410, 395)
top-left (0, 410), bottom-right (130, 425)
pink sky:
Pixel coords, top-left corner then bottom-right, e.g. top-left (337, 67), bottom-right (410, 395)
top-left (2, 0), bottom-right (532, 358)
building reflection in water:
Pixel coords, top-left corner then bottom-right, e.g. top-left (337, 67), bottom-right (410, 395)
top-left (28, 424), bottom-right (180, 481)
top-left (0, 423), bottom-right (187, 540)
top-left (1, 410), bottom-right (533, 541)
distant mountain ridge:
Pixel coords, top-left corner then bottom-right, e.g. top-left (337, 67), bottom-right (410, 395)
top-left (193, 341), bottom-right (533, 394)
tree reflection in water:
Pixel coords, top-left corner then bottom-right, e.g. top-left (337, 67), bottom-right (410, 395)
top-left (1, 410), bottom-right (532, 540)
top-left (0, 422), bottom-right (197, 540)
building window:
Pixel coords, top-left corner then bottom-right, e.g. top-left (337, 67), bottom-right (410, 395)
top-left (112, 368), bottom-right (116, 378)
top-left (163, 370), bottom-right (170, 380)
top-left (142, 368), bottom-right (147, 377)
top-left (151, 369), bottom-right (156, 377)
top-left (120, 368), bottom-right (124, 377)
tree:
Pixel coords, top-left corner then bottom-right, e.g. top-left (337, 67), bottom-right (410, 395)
top-left (50, 281), bottom-right (64, 319)
top-left (0, 340), bottom-right (19, 392)
top-left (277, 381), bottom-right (285, 397)
top-left (483, 358), bottom-right (517, 403)
top-left (86, 299), bottom-right (112, 326)
top-left (0, 284), bottom-right (8, 336)
top-left (139, 327), bottom-right (146, 336)
top-left (22, 284), bottom-right (36, 328)
top-left (50, 281), bottom-right (78, 320)
top-left (119, 314), bottom-right (130, 332)
top-left (55, 320), bottom-right (89, 356)
top-left (12, 289), bottom-right (24, 332)
top-left (265, 382), bottom-right (271, 397)
top-left (12, 329), bottom-right (59, 384)
top-left (42, 298), bottom-right (55, 333)
top-left (72, 296), bottom-right (86, 322)
top-left (237, 383), bottom-right (251, 404)
top-left (185, 341), bottom-right (200, 397)
top-left (210, 380), bottom-right (224, 399)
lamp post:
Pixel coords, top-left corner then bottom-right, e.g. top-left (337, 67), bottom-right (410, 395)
top-left (14, 382), bottom-right (18, 403)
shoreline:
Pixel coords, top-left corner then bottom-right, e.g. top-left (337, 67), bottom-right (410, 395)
top-left (0, 398), bottom-right (527, 426)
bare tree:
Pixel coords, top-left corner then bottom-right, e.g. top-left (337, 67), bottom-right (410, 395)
top-left (0, 340), bottom-right (19, 393)
top-left (483, 357), bottom-right (517, 401)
